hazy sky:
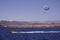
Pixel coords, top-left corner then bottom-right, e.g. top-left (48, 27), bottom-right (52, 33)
top-left (0, 0), bottom-right (60, 22)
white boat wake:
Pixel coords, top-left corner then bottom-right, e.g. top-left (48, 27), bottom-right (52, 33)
top-left (11, 31), bottom-right (60, 33)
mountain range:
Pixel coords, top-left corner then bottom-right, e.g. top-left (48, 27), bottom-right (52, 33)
top-left (0, 20), bottom-right (60, 28)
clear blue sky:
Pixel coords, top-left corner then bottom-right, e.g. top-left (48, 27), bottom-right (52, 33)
top-left (0, 0), bottom-right (60, 22)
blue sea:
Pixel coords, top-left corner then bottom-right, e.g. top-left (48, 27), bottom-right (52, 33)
top-left (0, 27), bottom-right (60, 40)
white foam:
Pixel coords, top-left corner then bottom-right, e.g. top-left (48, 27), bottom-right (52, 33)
top-left (11, 31), bottom-right (60, 33)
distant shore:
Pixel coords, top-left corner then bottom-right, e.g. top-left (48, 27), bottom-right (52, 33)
top-left (0, 20), bottom-right (60, 28)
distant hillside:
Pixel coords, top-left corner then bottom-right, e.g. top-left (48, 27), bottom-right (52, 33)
top-left (0, 20), bottom-right (60, 28)
top-left (0, 21), bottom-right (31, 25)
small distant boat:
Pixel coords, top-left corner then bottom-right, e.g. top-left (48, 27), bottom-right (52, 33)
top-left (10, 30), bottom-right (20, 33)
